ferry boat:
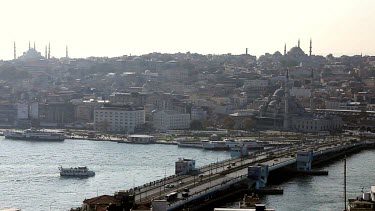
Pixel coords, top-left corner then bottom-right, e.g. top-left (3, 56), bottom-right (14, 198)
top-left (175, 138), bottom-right (204, 148)
top-left (59, 166), bottom-right (95, 177)
top-left (4, 129), bottom-right (65, 141)
top-left (127, 135), bottom-right (155, 144)
top-left (202, 140), bottom-right (228, 150)
top-left (346, 186), bottom-right (375, 211)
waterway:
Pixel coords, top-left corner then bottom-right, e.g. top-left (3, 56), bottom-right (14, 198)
top-left (0, 137), bottom-right (230, 210)
top-left (1, 137), bottom-right (374, 211)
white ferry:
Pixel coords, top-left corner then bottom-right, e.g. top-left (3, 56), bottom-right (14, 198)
top-left (59, 166), bottom-right (95, 177)
top-left (4, 129), bottom-right (65, 141)
top-left (203, 141), bottom-right (228, 150)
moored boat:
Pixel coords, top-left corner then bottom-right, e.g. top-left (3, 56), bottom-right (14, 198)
top-left (4, 129), bottom-right (65, 141)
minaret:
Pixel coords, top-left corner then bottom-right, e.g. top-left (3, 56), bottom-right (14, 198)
top-left (45, 45), bottom-right (47, 58)
top-left (298, 39), bottom-right (300, 48)
top-left (13, 41), bottom-right (16, 60)
top-left (33, 41), bottom-right (35, 50)
top-left (66, 45), bottom-right (69, 58)
top-left (283, 69), bottom-right (290, 130)
top-left (310, 69), bottom-right (314, 112)
top-left (28, 41), bottom-right (31, 50)
top-left (284, 43), bottom-right (287, 55)
top-left (309, 38), bottom-right (312, 57)
top-left (48, 42), bottom-right (50, 59)
top-left (245, 48), bottom-right (248, 55)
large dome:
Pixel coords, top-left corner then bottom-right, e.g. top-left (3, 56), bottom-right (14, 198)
top-left (273, 87), bottom-right (284, 98)
top-left (288, 47), bottom-right (306, 57)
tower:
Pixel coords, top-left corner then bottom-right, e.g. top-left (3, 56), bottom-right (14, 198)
top-left (48, 42), bottom-right (51, 59)
top-left (28, 41), bottom-right (31, 50)
top-left (309, 38), bottom-right (312, 57)
top-left (246, 48), bottom-right (248, 55)
top-left (33, 41), bottom-right (35, 50)
top-left (298, 39), bottom-right (300, 48)
top-left (66, 45), bottom-right (69, 58)
top-left (284, 43), bottom-right (287, 55)
top-left (45, 45), bottom-right (47, 58)
top-left (310, 69), bottom-right (314, 112)
top-left (13, 41), bottom-right (16, 60)
top-left (283, 69), bottom-right (290, 130)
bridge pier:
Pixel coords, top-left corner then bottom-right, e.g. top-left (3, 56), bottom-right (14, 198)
top-left (296, 150), bottom-right (313, 171)
top-left (248, 164), bottom-right (269, 189)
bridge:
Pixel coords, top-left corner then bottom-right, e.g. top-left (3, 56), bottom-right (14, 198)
top-left (120, 137), bottom-right (370, 211)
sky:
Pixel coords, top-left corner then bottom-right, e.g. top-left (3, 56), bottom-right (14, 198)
top-left (1, 0), bottom-right (375, 60)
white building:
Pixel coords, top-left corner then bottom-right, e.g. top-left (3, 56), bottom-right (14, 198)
top-left (152, 110), bottom-right (191, 131)
top-left (191, 107), bottom-right (207, 121)
top-left (175, 158), bottom-right (196, 174)
top-left (291, 115), bottom-right (343, 132)
top-left (243, 79), bottom-right (269, 90)
top-left (290, 87), bottom-right (311, 98)
top-left (94, 105), bottom-right (145, 133)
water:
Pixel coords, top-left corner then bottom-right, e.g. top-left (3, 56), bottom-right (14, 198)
top-left (263, 149), bottom-right (375, 211)
top-left (0, 137), bottom-right (230, 211)
top-left (1, 137), bottom-right (374, 211)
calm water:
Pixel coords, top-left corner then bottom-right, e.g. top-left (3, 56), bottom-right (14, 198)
top-left (1, 137), bottom-right (374, 211)
top-left (263, 149), bottom-right (375, 211)
top-left (0, 137), bottom-right (230, 211)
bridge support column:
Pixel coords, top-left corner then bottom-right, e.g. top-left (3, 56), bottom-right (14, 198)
top-left (248, 164), bottom-right (269, 189)
top-left (296, 150), bottom-right (313, 171)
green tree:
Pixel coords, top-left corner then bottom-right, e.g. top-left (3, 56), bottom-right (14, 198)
top-left (223, 116), bottom-right (235, 129)
top-left (243, 118), bottom-right (255, 130)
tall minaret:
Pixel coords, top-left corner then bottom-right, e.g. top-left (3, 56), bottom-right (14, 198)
top-left (309, 38), bottom-right (312, 57)
top-left (283, 69), bottom-right (290, 130)
top-left (33, 41), bottom-right (35, 50)
top-left (13, 41), bottom-right (16, 60)
top-left (298, 39), bottom-right (300, 48)
top-left (284, 43), bottom-right (287, 55)
top-left (28, 41), bottom-right (31, 50)
top-left (48, 42), bottom-right (51, 59)
top-left (66, 45), bottom-right (69, 58)
top-left (310, 69), bottom-right (314, 112)
top-left (45, 45), bottom-right (47, 58)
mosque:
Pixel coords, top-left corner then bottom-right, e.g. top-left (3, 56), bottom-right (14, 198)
top-left (256, 69), bottom-right (343, 133)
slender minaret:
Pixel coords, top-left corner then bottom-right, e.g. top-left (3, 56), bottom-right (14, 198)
top-left (66, 45), bottom-right (69, 58)
top-left (48, 42), bottom-right (51, 59)
top-left (33, 41), bottom-right (35, 50)
top-left (309, 38), bottom-right (312, 57)
top-left (13, 41), bottom-right (16, 60)
top-left (28, 41), bottom-right (31, 50)
top-left (283, 69), bottom-right (290, 130)
top-left (245, 48), bottom-right (248, 55)
top-left (45, 45), bottom-right (47, 58)
top-left (284, 43), bottom-right (287, 55)
top-left (310, 69), bottom-right (314, 112)
top-left (298, 39), bottom-right (300, 48)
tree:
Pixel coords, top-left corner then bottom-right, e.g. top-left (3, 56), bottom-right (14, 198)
top-left (242, 118), bottom-right (255, 130)
top-left (222, 116), bottom-right (235, 129)
top-left (190, 120), bottom-right (204, 130)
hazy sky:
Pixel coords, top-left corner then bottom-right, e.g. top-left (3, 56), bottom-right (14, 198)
top-left (1, 0), bottom-right (375, 60)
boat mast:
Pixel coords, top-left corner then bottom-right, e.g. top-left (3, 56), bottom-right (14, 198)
top-left (344, 155), bottom-right (347, 211)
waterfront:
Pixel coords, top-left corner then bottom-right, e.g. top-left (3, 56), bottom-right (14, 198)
top-left (1, 136), bottom-right (375, 211)
top-left (0, 137), bottom-right (230, 210)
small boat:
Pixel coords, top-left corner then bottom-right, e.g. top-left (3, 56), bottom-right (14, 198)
top-left (240, 193), bottom-right (261, 208)
top-left (59, 166), bottom-right (95, 177)
top-left (347, 186), bottom-right (375, 211)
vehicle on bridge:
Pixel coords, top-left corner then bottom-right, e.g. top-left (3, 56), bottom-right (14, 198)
top-left (165, 192), bottom-right (178, 202)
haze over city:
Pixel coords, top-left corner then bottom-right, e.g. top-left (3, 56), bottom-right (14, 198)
top-left (1, 0), bottom-right (375, 59)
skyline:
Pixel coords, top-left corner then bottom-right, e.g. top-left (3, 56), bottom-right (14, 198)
top-left (1, 0), bottom-right (375, 59)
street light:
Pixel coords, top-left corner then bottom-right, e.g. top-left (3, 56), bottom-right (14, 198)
top-left (50, 200), bottom-right (56, 211)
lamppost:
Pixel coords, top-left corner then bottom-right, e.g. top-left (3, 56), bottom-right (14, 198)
top-left (50, 200), bottom-right (56, 211)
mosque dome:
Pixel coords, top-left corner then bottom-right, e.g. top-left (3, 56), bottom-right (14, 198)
top-left (288, 47), bottom-right (305, 56)
top-left (273, 87), bottom-right (284, 98)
